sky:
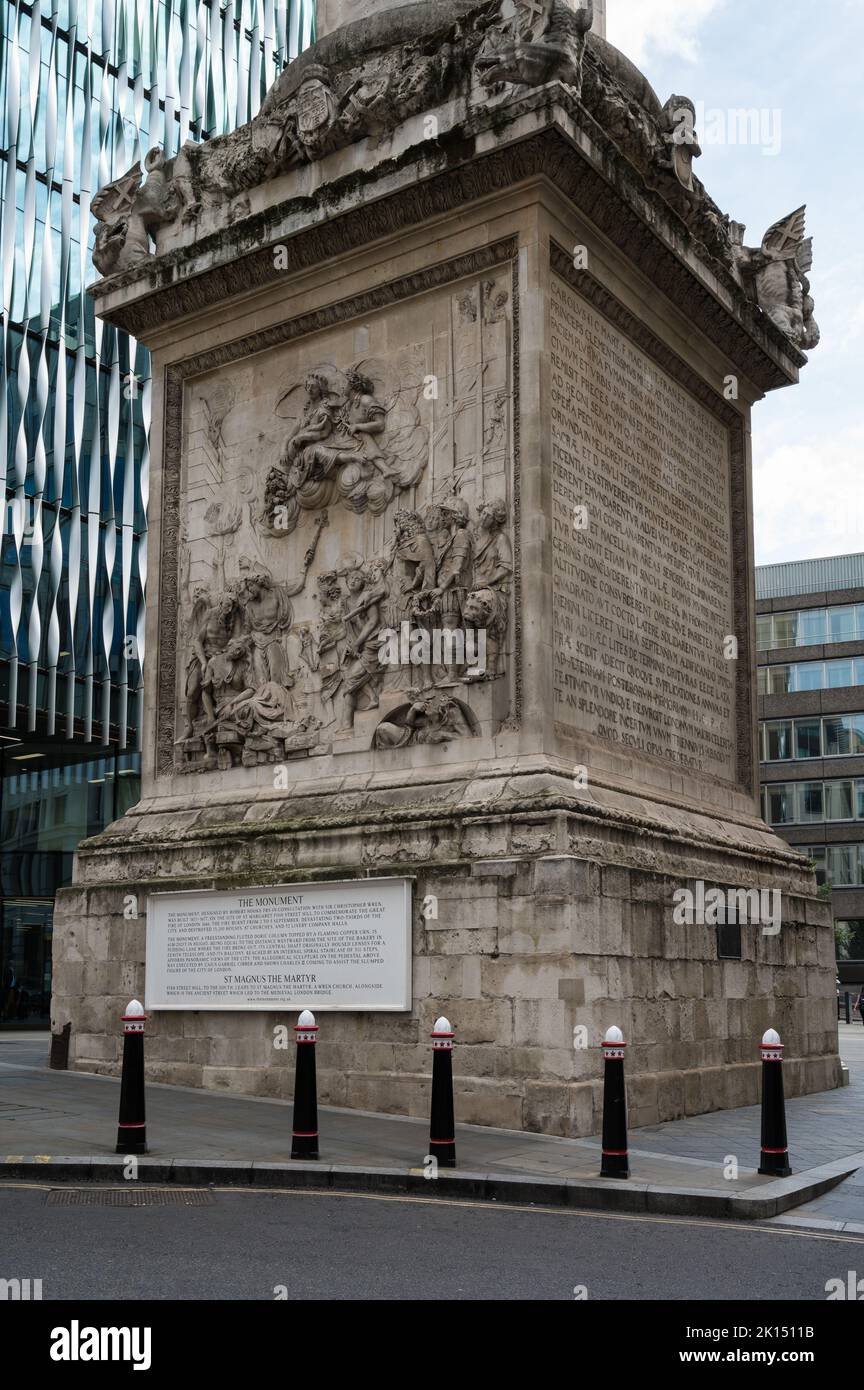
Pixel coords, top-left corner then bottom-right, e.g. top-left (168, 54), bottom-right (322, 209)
top-left (605, 0), bottom-right (864, 567)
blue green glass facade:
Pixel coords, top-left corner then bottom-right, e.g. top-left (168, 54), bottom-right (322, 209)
top-left (0, 0), bottom-right (314, 1024)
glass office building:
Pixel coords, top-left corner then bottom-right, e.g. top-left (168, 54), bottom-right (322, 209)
top-left (756, 552), bottom-right (864, 991)
top-left (1, 0), bottom-right (314, 1026)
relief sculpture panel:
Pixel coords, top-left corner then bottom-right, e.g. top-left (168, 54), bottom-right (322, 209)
top-left (172, 268), bottom-right (517, 774)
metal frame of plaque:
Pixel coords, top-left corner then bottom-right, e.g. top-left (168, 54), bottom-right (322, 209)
top-left (145, 877), bottom-right (412, 1012)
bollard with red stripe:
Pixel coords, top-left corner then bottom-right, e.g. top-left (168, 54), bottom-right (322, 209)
top-left (428, 1016), bottom-right (456, 1169)
top-left (291, 1009), bottom-right (319, 1159)
top-left (600, 1025), bottom-right (629, 1178)
top-left (115, 999), bottom-right (148, 1154)
top-left (757, 1028), bottom-right (791, 1176)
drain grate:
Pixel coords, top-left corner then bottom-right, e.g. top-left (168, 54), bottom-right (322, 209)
top-left (46, 1188), bottom-right (214, 1207)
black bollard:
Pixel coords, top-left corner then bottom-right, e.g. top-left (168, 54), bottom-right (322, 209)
top-left (600, 1026), bottom-right (629, 1178)
top-left (758, 1028), bottom-right (791, 1176)
top-left (291, 1009), bottom-right (319, 1159)
top-left (428, 1016), bottom-right (456, 1169)
top-left (115, 999), bottom-right (148, 1155)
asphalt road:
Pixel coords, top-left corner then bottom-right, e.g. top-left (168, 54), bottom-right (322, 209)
top-left (3, 1184), bottom-right (863, 1301)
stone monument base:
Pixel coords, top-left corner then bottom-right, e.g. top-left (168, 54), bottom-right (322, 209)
top-left (53, 763), bottom-right (841, 1136)
top-left (68, 0), bottom-right (838, 1138)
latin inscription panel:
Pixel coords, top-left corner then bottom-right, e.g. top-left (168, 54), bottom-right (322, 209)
top-left (550, 274), bottom-right (736, 780)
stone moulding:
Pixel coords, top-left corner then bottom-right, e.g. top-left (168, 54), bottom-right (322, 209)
top-left (549, 242), bottom-right (753, 794)
top-left (156, 237), bottom-right (521, 776)
top-left (75, 782), bottom-right (814, 890)
top-left (91, 97), bottom-right (803, 394)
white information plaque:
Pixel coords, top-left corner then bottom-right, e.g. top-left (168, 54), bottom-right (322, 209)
top-left (145, 877), bottom-right (412, 1012)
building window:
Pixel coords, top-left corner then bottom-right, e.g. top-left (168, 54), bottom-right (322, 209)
top-left (756, 615), bottom-right (774, 651)
top-left (798, 609), bottom-right (826, 644)
top-left (825, 716), bottom-right (852, 758)
top-left (799, 781), bottom-right (825, 821)
top-left (760, 711), bottom-right (864, 762)
top-left (797, 662), bottom-right (826, 690)
top-left (827, 658), bottom-right (855, 688)
top-left (836, 921), bottom-right (864, 961)
top-left (767, 784), bottom-right (794, 824)
top-left (765, 719), bottom-right (793, 760)
top-left (761, 778), bottom-right (864, 826)
top-left (799, 844), bottom-right (864, 888)
top-left (802, 846), bottom-right (827, 885)
top-left (757, 604), bottom-right (864, 651)
top-left (825, 780), bottom-right (854, 821)
top-left (795, 720), bottom-right (822, 759)
top-left (758, 656), bottom-right (864, 692)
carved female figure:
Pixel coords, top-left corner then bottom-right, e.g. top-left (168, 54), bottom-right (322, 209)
top-left (281, 373), bottom-right (338, 490)
top-left (298, 371), bottom-right (396, 492)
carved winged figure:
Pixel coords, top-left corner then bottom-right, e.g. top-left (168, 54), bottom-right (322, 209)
top-left (91, 148), bottom-right (180, 277)
top-left (731, 207), bottom-right (820, 351)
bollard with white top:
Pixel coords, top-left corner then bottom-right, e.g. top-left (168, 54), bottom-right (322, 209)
top-left (291, 1009), bottom-right (319, 1160)
top-left (115, 999), bottom-right (148, 1154)
top-left (757, 1028), bottom-right (791, 1176)
top-left (428, 1016), bottom-right (456, 1169)
top-left (599, 1025), bottom-right (629, 1179)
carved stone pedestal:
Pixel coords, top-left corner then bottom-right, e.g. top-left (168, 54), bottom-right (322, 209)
top-left (54, 0), bottom-right (839, 1134)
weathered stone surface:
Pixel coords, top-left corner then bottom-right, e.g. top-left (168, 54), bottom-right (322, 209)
top-left (56, 0), bottom-right (837, 1139)
top-left (53, 796), bottom-right (841, 1134)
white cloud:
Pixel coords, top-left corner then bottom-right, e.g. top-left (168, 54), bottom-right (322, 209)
top-left (606, 0), bottom-right (726, 65)
top-left (753, 424), bottom-right (864, 565)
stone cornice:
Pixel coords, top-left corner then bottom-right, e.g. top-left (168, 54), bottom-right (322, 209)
top-left (70, 791), bottom-right (815, 892)
top-left (90, 91), bottom-right (802, 393)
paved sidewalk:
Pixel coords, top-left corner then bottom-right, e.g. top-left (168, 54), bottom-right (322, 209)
top-left (768, 1023), bottom-right (864, 1231)
top-left (1, 1026), bottom-right (862, 1223)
